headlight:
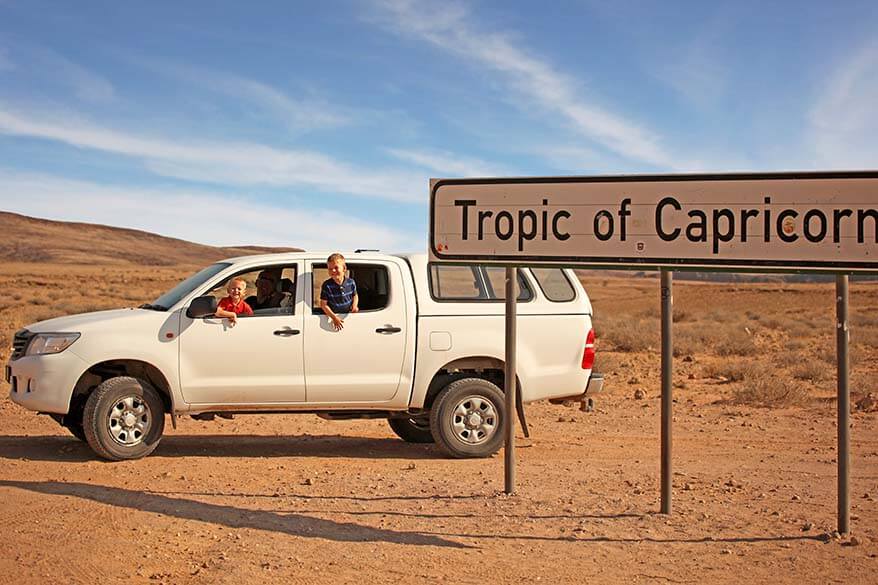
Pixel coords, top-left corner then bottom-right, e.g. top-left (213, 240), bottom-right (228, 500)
top-left (26, 333), bottom-right (81, 356)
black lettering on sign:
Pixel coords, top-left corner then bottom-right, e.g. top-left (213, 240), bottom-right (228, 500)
top-left (655, 197), bottom-right (681, 242)
top-left (593, 210), bottom-right (614, 241)
top-left (454, 198), bottom-right (572, 250)
top-left (454, 200), bottom-right (476, 240)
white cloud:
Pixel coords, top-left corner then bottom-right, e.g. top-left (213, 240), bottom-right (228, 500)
top-left (131, 59), bottom-right (348, 131)
top-left (0, 170), bottom-right (422, 251)
top-left (657, 42), bottom-right (727, 111)
top-left (369, 0), bottom-right (678, 169)
top-left (0, 105), bottom-right (427, 202)
top-left (810, 42), bottom-right (878, 169)
top-left (34, 46), bottom-right (115, 103)
top-left (386, 147), bottom-right (511, 177)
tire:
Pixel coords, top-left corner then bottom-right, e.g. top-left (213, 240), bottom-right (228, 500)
top-left (430, 377), bottom-right (505, 458)
top-left (83, 376), bottom-right (165, 461)
top-left (388, 416), bottom-right (434, 443)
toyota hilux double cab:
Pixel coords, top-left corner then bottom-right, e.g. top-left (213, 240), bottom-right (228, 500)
top-left (6, 252), bottom-right (602, 460)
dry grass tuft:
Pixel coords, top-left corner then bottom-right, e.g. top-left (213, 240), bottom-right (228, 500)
top-left (597, 316), bottom-right (658, 352)
top-left (791, 361), bottom-right (825, 382)
top-left (702, 361), bottom-right (758, 382)
top-left (855, 327), bottom-right (878, 348)
top-left (592, 351), bottom-right (625, 376)
top-left (732, 369), bottom-right (809, 407)
top-left (714, 328), bottom-right (759, 356)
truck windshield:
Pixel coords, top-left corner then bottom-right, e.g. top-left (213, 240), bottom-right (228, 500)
top-left (147, 263), bottom-right (231, 311)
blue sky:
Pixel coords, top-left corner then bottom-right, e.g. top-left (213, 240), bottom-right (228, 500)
top-left (1, 0), bottom-right (876, 252)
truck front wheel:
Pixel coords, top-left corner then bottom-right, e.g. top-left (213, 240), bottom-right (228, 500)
top-left (430, 378), bottom-right (505, 458)
top-left (83, 377), bottom-right (165, 461)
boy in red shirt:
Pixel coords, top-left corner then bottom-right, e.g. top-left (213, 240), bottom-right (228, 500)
top-left (215, 277), bottom-right (253, 326)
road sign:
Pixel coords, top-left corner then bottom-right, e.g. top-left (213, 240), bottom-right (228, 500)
top-left (430, 172), bottom-right (878, 272)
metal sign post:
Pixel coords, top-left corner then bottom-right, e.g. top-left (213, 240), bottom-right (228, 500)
top-left (837, 275), bottom-right (851, 534)
top-left (660, 270), bottom-right (673, 514)
top-left (504, 267), bottom-right (518, 494)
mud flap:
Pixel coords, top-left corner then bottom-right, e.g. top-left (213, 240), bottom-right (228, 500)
top-left (515, 385), bottom-right (530, 438)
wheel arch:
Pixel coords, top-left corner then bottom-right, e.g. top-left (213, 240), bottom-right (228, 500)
top-left (422, 356), bottom-right (520, 411)
top-left (70, 359), bottom-right (174, 415)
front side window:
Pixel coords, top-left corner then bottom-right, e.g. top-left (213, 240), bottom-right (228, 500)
top-left (204, 265), bottom-right (298, 316)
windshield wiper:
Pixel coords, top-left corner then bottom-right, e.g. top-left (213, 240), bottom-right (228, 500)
top-left (138, 303), bottom-right (168, 311)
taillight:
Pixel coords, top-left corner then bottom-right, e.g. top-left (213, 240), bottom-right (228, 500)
top-left (582, 328), bottom-right (595, 370)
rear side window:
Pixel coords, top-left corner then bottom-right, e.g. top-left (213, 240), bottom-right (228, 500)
top-left (530, 268), bottom-right (576, 302)
top-left (312, 263), bottom-right (390, 312)
top-left (430, 264), bottom-right (532, 301)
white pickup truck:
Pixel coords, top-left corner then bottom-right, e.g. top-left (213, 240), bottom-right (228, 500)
top-left (6, 252), bottom-right (602, 460)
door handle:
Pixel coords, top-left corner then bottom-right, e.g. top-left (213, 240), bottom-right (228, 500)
top-left (274, 329), bottom-right (301, 336)
top-left (376, 326), bottom-right (402, 334)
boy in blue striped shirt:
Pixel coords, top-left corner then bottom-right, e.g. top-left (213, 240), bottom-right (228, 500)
top-left (320, 253), bottom-right (359, 331)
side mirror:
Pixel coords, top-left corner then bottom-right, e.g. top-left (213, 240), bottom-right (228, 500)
top-left (187, 295), bottom-right (218, 318)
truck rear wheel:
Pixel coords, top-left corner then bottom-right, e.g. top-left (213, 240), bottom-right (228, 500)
top-left (83, 376), bottom-right (165, 461)
top-left (430, 378), bottom-right (505, 458)
top-left (388, 416), bottom-right (434, 443)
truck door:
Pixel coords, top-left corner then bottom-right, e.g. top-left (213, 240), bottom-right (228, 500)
top-left (304, 260), bottom-right (407, 403)
top-left (178, 263), bottom-right (306, 405)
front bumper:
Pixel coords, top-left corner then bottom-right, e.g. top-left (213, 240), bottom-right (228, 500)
top-left (6, 350), bottom-right (89, 414)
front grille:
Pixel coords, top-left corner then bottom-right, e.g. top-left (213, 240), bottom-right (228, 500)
top-left (11, 329), bottom-right (32, 360)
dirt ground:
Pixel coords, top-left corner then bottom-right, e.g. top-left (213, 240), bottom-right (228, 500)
top-left (1, 268), bottom-right (877, 584)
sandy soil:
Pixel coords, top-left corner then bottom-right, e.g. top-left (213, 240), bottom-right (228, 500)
top-left (1, 272), bottom-right (877, 584)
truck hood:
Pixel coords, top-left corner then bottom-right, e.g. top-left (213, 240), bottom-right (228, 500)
top-left (25, 308), bottom-right (170, 333)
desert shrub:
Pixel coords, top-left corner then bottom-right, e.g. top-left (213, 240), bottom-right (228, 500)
top-left (705, 309), bottom-right (737, 323)
top-left (851, 313), bottom-right (878, 328)
top-left (852, 372), bottom-right (877, 396)
top-left (784, 320), bottom-right (815, 339)
top-left (792, 361), bottom-right (826, 381)
top-left (775, 350), bottom-right (803, 367)
top-left (11, 293), bottom-right (22, 301)
top-left (673, 338), bottom-right (699, 357)
top-left (784, 339), bottom-right (808, 351)
top-left (714, 328), bottom-right (758, 356)
top-left (673, 323), bottom-right (714, 356)
top-left (672, 308), bottom-right (692, 323)
top-left (732, 370), bottom-right (809, 407)
top-left (818, 343), bottom-right (862, 367)
top-left (28, 297), bottom-right (48, 306)
top-left (593, 351), bottom-right (624, 375)
top-left (854, 327), bottom-right (878, 348)
top-left (761, 317), bottom-right (786, 330)
top-left (597, 316), bottom-right (658, 352)
top-left (637, 306), bottom-right (660, 319)
top-left (702, 361), bottom-right (758, 382)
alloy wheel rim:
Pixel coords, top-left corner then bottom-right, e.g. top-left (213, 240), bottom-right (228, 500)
top-left (450, 395), bottom-right (497, 445)
top-left (107, 395), bottom-right (151, 447)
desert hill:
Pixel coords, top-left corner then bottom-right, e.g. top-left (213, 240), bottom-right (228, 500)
top-left (0, 211), bottom-right (301, 266)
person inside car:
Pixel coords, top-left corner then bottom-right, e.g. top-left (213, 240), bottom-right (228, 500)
top-left (246, 269), bottom-right (286, 310)
top-left (215, 277), bottom-right (253, 326)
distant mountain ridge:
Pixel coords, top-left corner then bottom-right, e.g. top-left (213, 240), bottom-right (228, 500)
top-left (0, 211), bottom-right (301, 266)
